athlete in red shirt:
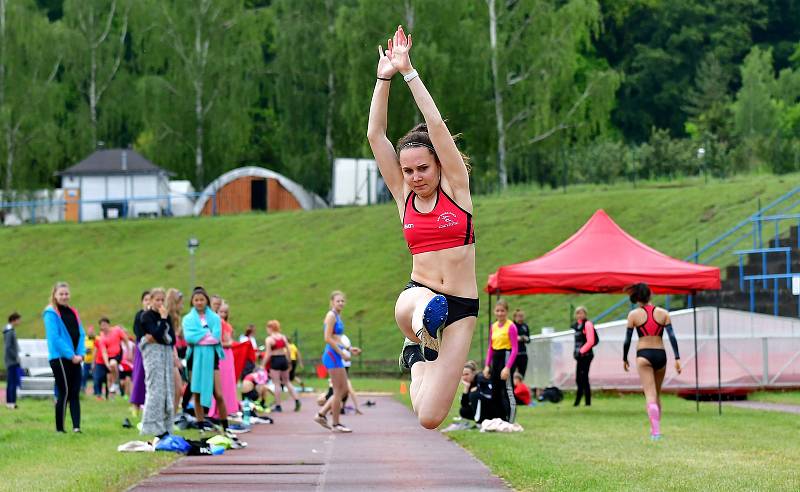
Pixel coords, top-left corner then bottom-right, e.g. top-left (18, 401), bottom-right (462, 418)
top-left (367, 25), bottom-right (478, 430)
top-left (97, 318), bottom-right (130, 396)
top-left (624, 283), bottom-right (682, 440)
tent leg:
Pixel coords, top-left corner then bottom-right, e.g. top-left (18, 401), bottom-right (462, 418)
top-left (717, 290), bottom-right (722, 416)
top-left (693, 296), bottom-right (699, 413)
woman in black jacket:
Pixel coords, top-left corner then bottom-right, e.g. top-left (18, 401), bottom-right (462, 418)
top-left (139, 287), bottom-right (176, 438)
top-left (572, 306), bottom-right (597, 407)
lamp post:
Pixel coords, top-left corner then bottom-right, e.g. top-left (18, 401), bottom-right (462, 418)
top-left (697, 146), bottom-right (707, 184)
top-left (187, 237), bottom-right (199, 291)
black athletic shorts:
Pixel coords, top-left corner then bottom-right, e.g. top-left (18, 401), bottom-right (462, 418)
top-left (243, 389), bottom-right (259, 401)
top-left (404, 280), bottom-right (480, 328)
top-left (271, 355), bottom-right (290, 371)
top-left (187, 350), bottom-right (220, 371)
top-left (637, 348), bottom-right (667, 371)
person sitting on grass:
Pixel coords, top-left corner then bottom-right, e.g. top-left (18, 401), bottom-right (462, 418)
top-left (513, 372), bottom-right (531, 406)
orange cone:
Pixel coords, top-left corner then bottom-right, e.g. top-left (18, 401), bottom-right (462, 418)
top-left (399, 381), bottom-right (408, 395)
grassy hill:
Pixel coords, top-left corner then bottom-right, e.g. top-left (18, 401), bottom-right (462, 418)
top-left (2, 173), bottom-right (797, 368)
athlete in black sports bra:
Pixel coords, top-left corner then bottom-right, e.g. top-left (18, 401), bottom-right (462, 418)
top-left (623, 283), bottom-right (682, 440)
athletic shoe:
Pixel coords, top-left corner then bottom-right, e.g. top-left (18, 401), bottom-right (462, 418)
top-left (650, 434), bottom-right (662, 441)
top-left (331, 423), bottom-right (352, 433)
top-left (418, 295), bottom-right (448, 352)
top-left (223, 432), bottom-right (248, 448)
top-left (273, 405), bottom-right (283, 413)
top-left (226, 424), bottom-right (251, 434)
top-left (313, 413), bottom-right (331, 430)
top-left (250, 416), bottom-right (273, 424)
top-left (399, 337), bottom-right (424, 372)
top-left (122, 418), bottom-right (132, 429)
top-left (72, 428), bottom-right (82, 433)
top-left (295, 400), bottom-right (302, 412)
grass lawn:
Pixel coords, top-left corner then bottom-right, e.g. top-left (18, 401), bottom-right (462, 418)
top-left (3, 173), bottom-right (799, 370)
top-left (2, 382), bottom-right (799, 490)
top-left (748, 390), bottom-right (800, 406)
top-left (446, 392), bottom-right (800, 491)
top-left (0, 394), bottom-right (199, 492)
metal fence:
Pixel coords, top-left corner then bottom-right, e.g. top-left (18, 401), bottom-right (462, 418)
top-left (528, 306), bottom-right (800, 391)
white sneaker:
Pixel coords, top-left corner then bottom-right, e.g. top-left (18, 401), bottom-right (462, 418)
top-left (331, 423), bottom-right (352, 433)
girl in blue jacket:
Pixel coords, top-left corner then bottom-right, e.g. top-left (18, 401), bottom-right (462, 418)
top-left (43, 281), bottom-right (86, 433)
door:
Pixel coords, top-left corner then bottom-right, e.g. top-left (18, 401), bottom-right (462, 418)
top-left (65, 188), bottom-right (80, 222)
top-left (251, 178), bottom-right (267, 211)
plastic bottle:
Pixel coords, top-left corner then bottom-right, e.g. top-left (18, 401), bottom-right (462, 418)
top-left (243, 399), bottom-right (251, 426)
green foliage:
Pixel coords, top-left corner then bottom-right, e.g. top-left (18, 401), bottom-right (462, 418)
top-left (0, 0), bottom-right (66, 192)
top-left (3, 0), bottom-right (800, 195)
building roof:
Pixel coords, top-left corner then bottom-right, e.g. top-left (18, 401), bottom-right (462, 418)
top-left (58, 149), bottom-right (172, 176)
top-left (193, 166), bottom-right (328, 214)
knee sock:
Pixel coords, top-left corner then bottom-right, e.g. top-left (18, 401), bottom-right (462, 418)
top-left (646, 402), bottom-right (660, 436)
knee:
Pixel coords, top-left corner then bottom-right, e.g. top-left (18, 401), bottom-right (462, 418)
top-left (417, 408), bottom-right (447, 430)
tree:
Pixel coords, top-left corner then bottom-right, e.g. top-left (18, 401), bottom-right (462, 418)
top-left (0, 0), bottom-right (64, 194)
top-left (598, 0), bottom-right (766, 142)
top-left (488, 0), bottom-right (620, 188)
top-left (138, 0), bottom-right (265, 187)
top-left (63, 0), bottom-right (130, 149)
top-left (733, 47), bottom-right (777, 139)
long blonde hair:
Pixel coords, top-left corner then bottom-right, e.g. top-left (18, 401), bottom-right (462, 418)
top-left (49, 281), bottom-right (70, 307)
top-left (166, 288), bottom-right (183, 336)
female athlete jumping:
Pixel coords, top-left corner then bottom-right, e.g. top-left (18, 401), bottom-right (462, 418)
top-left (367, 25), bottom-right (478, 429)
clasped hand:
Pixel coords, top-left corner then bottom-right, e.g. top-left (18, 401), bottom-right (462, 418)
top-left (376, 25), bottom-right (413, 79)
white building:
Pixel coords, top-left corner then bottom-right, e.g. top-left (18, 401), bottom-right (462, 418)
top-left (332, 158), bottom-right (385, 206)
top-left (58, 149), bottom-right (173, 222)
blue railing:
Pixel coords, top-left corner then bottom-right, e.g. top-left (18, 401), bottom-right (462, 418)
top-left (0, 191), bottom-right (215, 223)
top-left (595, 186), bottom-right (800, 322)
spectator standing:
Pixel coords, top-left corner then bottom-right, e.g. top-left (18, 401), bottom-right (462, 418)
top-left (4, 313), bottom-right (22, 409)
top-left (483, 299), bottom-right (518, 423)
top-left (43, 282), bottom-right (85, 433)
top-left (572, 306), bottom-right (596, 407)
top-left (139, 287), bottom-right (176, 438)
top-left (512, 309), bottom-right (530, 378)
top-left (81, 325), bottom-right (96, 394)
top-left (130, 291), bottom-right (151, 412)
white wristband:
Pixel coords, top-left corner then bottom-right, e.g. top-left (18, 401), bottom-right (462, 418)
top-left (403, 70), bottom-right (419, 82)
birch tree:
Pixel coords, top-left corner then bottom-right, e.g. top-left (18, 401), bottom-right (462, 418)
top-left (487, 0), bottom-right (620, 187)
top-left (64, 0), bottom-right (130, 149)
top-left (138, 0), bottom-right (264, 187)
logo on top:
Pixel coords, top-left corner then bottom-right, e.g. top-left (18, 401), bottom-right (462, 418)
top-left (437, 212), bottom-right (459, 229)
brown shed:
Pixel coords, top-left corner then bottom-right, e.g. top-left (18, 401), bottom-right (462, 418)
top-left (193, 166), bottom-right (327, 216)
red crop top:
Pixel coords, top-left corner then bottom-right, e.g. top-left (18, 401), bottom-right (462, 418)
top-left (403, 187), bottom-right (475, 255)
top-left (272, 335), bottom-right (287, 350)
top-left (636, 305), bottom-right (665, 337)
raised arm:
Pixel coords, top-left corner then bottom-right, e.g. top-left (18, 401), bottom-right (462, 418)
top-left (389, 26), bottom-right (470, 196)
top-left (367, 42), bottom-right (404, 207)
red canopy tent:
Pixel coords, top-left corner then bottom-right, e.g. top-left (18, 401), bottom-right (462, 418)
top-left (485, 209), bottom-right (720, 295)
top-left (484, 209), bottom-right (722, 411)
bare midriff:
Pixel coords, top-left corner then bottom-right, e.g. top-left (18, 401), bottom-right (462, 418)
top-left (410, 243), bottom-right (477, 298)
top-left (636, 335), bottom-right (665, 351)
